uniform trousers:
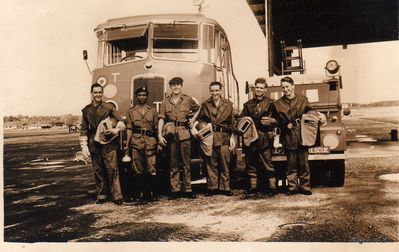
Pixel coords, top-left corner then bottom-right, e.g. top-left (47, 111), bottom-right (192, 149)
top-left (132, 148), bottom-right (156, 176)
top-left (286, 147), bottom-right (310, 191)
top-left (131, 148), bottom-right (157, 197)
top-left (90, 147), bottom-right (123, 201)
top-left (205, 144), bottom-right (231, 191)
top-left (168, 138), bottom-right (192, 192)
top-left (245, 148), bottom-right (276, 190)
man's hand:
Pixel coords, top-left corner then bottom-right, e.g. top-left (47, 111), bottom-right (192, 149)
top-left (158, 135), bottom-right (167, 147)
top-left (229, 135), bottom-right (236, 152)
top-left (318, 112), bottom-right (327, 126)
top-left (82, 146), bottom-right (90, 160)
top-left (79, 136), bottom-right (90, 161)
top-left (260, 117), bottom-right (277, 126)
top-left (105, 128), bottom-right (119, 135)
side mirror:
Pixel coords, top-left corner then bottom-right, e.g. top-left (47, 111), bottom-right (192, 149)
top-left (83, 50), bottom-right (88, 60)
top-left (221, 41), bottom-right (228, 51)
top-left (343, 108), bottom-right (351, 116)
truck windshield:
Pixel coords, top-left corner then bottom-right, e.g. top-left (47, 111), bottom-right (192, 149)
top-left (269, 82), bottom-right (340, 110)
top-left (152, 23), bottom-right (199, 61)
top-left (102, 24), bottom-right (149, 65)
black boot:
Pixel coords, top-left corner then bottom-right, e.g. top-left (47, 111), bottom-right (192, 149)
top-left (133, 174), bottom-right (145, 203)
top-left (140, 174), bottom-right (151, 203)
top-left (149, 175), bottom-right (158, 201)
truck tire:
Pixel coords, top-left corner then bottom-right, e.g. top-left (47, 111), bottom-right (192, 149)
top-left (330, 160), bottom-right (345, 187)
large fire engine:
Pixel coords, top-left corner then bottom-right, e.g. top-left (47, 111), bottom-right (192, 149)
top-left (83, 13), bottom-right (240, 182)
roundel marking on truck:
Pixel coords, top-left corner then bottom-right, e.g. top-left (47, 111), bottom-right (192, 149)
top-left (97, 76), bottom-right (107, 86)
top-left (104, 84), bottom-right (117, 98)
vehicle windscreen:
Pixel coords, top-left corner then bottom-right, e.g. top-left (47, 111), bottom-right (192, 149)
top-left (268, 81), bottom-right (340, 107)
top-left (153, 23), bottom-right (199, 61)
top-left (102, 24), bottom-right (149, 65)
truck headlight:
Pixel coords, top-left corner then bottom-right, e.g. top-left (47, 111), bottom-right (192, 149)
top-left (325, 60), bottom-right (340, 75)
top-left (323, 134), bottom-right (339, 149)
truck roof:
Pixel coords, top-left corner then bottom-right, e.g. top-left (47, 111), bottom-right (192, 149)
top-left (94, 13), bottom-right (221, 32)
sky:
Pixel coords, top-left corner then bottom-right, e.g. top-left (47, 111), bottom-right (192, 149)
top-left (1, 0), bottom-right (399, 116)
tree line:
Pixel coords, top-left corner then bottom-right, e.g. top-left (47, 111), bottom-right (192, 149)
top-left (3, 114), bottom-right (81, 126)
top-left (345, 100), bottom-right (399, 108)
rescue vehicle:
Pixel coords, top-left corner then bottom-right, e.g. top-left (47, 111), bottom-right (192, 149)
top-left (256, 61), bottom-right (347, 187)
top-left (83, 13), bottom-right (240, 182)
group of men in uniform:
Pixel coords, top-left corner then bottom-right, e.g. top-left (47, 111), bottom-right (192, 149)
top-left (79, 75), bottom-right (319, 205)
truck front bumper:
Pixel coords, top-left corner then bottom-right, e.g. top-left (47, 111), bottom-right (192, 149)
top-left (271, 152), bottom-right (347, 162)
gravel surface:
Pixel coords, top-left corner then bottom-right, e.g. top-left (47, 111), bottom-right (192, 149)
top-left (4, 130), bottom-right (399, 242)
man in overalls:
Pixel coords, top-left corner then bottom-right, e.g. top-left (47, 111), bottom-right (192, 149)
top-left (240, 77), bottom-right (278, 196)
top-left (197, 81), bottom-right (236, 196)
top-left (275, 76), bottom-right (313, 196)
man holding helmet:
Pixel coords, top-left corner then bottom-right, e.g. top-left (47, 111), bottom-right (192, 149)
top-left (80, 83), bottom-right (126, 205)
top-left (275, 76), bottom-right (314, 196)
top-left (197, 81), bottom-right (236, 196)
top-left (239, 77), bottom-right (278, 197)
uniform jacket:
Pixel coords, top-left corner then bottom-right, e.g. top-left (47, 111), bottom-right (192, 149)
top-left (127, 104), bottom-right (158, 152)
top-left (240, 96), bottom-right (278, 151)
top-left (198, 97), bottom-right (235, 147)
top-left (159, 94), bottom-right (200, 141)
top-left (81, 102), bottom-right (124, 153)
top-left (275, 94), bottom-right (312, 149)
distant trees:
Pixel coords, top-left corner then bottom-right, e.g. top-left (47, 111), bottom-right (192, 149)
top-left (3, 114), bottom-right (81, 126)
top-left (344, 100), bottom-right (399, 109)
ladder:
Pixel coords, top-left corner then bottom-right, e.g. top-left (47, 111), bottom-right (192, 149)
top-left (280, 39), bottom-right (305, 75)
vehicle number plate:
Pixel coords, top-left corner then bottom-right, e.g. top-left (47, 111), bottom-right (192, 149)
top-left (309, 146), bottom-right (330, 154)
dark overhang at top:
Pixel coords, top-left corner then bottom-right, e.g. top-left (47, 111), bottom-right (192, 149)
top-left (247, 0), bottom-right (399, 47)
top-left (247, 0), bottom-right (399, 76)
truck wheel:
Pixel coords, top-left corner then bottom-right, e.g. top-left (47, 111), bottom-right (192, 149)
top-left (330, 160), bottom-right (345, 187)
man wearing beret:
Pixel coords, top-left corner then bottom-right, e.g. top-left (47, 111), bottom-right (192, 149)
top-left (80, 83), bottom-right (125, 205)
top-left (197, 81), bottom-right (236, 196)
top-left (158, 77), bottom-right (200, 199)
top-left (126, 86), bottom-right (158, 203)
top-left (275, 76), bottom-right (313, 196)
top-left (240, 77), bottom-right (278, 197)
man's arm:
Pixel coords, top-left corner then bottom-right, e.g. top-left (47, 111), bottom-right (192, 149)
top-left (125, 111), bottom-right (132, 149)
top-left (261, 102), bottom-right (278, 126)
top-left (188, 96), bottom-right (201, 128)
top-left (158, 118), bottom-right (167, 146)
top-left (158, 102), bottom-right (167, 146)
top-left (79, 112), bottom-right (90, 159)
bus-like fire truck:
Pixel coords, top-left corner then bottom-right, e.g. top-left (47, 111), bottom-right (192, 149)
top-left (83, 13), bottom-right (240, 183)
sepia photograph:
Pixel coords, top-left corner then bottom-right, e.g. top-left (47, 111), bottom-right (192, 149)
top-left (1, 0), bottom-right (399, 251)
